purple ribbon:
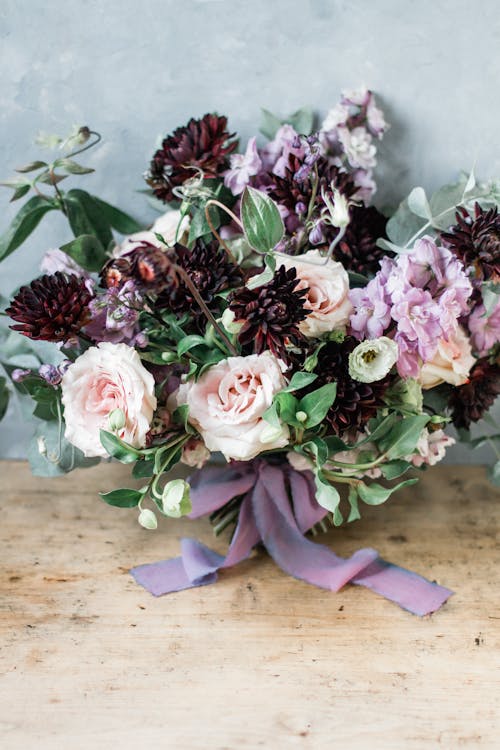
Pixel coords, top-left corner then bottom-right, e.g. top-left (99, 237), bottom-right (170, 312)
top-left (131, 461), bottom-right (453, 616)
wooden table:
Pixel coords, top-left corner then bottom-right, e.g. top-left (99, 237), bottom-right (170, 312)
top-left (0, 461), bottom-right (499, 749)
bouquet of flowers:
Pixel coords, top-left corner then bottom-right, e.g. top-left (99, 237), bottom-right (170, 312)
top-left (1, 88), bottom-right (498, 615)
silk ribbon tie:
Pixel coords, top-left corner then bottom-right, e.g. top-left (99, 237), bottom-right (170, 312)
top-left (131, 461), bottom-right (452, 616)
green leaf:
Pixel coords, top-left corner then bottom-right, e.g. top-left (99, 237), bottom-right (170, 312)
top-left (15, 160), bottom-right (48, 173)
top-left (99, 430), bottom-right (141, 463)
top-left (407, 187), bottom-right (432, 219)
top-left (281, 371), bottom-right (318, 392)
top-left (287, 108), bottom-right (314, 136)
top-left (0, 376), bottom-right (9, 421)
top-left (245, 252), bottom-right (276, 290)
top-left (240, 186), bottom-right (284, 254)
top-left (64, 189), bottom-right (113, 249)
top-left (177, 335), bottom-right (206, 357)
top-left (359, 413), bottom-right (398, 448)
top-left (358, 478), bottom-right (418, 506)
top-left (259, 108), bottom-right (283, 139)
top-left (298, 383), bottom-right (337, 429)
top-left (132, 459), bottom-right (155, 479)
top-left (482, 281), bottom-right (500, 317)
top-left (298, 437), bottom-right (328, 467)
top-left (0, 195), bottom-right (59, 262)
top-left (303, 342), bottom-right (327, 373)
top-left (488, 461), bottom-right (500, 486)
top-left (10, 184), bottom-right (31, 202)
top-left (91, 196), bottom-right (143, 234)
top-left (386, 198), bottom-right (427, 248)
top-left (60, 234), bottom-right (107, 272)
top-left (99, 488), bottom-right (143, 508)
top-left (27, 422), bottom-right (100, 477)
top-left (324, 435), bottom-right (349, 453)
top-left (54, 158), bottom-right (94, 175)
top-left (378, 415), bottom-right (430, 460)
top-left (347, 486), bottom-right (361, 522)
top-left (379, 460), bottom-right (412, 480)
top-left (314, 471), bottom-right (341, 513)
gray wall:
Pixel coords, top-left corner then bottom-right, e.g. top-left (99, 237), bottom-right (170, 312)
top-left (0, 0), bottom-right (499, 460)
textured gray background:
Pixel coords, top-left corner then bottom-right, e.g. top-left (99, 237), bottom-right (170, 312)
top-left (0, 0), bottom-right (499, 459)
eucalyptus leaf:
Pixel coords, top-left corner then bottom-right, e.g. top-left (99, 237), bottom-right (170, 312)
top-left (407, 187), bottom-right (432, 219)
top-left (259, 108), bottom-right (283, 139)
top-left (27, 422), bottom-right (100, 476)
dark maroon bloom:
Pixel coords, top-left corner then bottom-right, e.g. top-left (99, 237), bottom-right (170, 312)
top-left (301, 337), bottom-right (393, 436)
top-left (448, 357), bottom-right (500, 429)
top-left (333, 204), bottom-right (390, 277)
top-left (157, 240), bottom-right (241, 321)
top-left (229, 266), bottom-right (308, 360)
top-left (441, 203), bottom-right (500, 283)
top-left (146, 114), bottom-right (238, 202)
top-left (6, 272), bottom-right (94, 342)
top-left (101, 242), bottom-right (176, 293)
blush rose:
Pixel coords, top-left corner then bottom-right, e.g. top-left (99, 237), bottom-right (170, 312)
top-left (277, 249), bottom-right (352, 337)
top-left (417, 327), bottom-right (475, 389)
top-left (61, 342), bottom-right (157, 457)
top-left (173, 351), bottom-right (289, 461)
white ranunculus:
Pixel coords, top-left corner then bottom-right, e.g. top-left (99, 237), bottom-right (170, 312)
top-left (348, 337), bottom-right (399, 383)
top-left (277, 250), bottom-right (352, 338)
top-left (172, 351), bottom-right (289, 461)
top-left (61, 342), bottom-right (157, 457)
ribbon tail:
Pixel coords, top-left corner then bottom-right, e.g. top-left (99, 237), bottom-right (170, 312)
top-left (131, 494), bottom-right (259, 596)
top-left (353, 559), bottom-right (453, 616)
top-left (253, 466), bottom-right (379, 591)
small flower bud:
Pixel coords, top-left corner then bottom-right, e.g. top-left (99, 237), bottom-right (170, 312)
top-left (108, 408), bottom-right (126, 432)
top-left (138, 508), bottom-right (158, 530)
top-left (221, 308), bottom-right (244, 335)
top-left (11, 368), bottom-right (31, 383)
top-left (161, 479), bottom-right (192, 518)
top-left (295, 410), bottom-right (308, 423)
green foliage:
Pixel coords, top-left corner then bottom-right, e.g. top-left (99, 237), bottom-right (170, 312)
top-left (60, 234), bottom-right (108, 272)
top-left (0, 196), bottom-right (59, 262)
top-left (99, 488), bottom-right (143, 508)
top-left (64, 189), bottom-right (114, 249)
top-left (377, 414), bottom-right (430, 459)
top-left (99, 430), bottom-right (141, 463)
top-left (357, 478), bottom-right (418, 505)
top-left (240, 187), bottom-right (284, 254)
top-left (27, 421), bottom-right (99, 477)
top-left (259, 107), bottom-right (314, 139)
top-left (297, 384), bottom-right (337, 429)
top-left (0, 376), bottom-right (9, 421)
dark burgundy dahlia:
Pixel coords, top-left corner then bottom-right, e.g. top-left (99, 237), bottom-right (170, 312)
top-left (146, 114), bottom-right (238, 202)
top-left (228, 266), bottom-right (308, 360)
top-left (157, 240), bottom-right (241, 320)
top-left (6, 272), bottom-right (94, 342)
top-left (441, 203), bottom-right (500, 282)
top-left (448, 357), bottom-right (500, 430)
top-left (333, 204), bottom-right (390, 277)
top-left (303, 337), bottom-right (393, 436)
top-left (101, 242), bottom-right (175, 293)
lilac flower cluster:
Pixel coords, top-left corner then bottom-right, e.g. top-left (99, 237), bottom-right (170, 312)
top-left (350, 236), bottom-right (473, 377)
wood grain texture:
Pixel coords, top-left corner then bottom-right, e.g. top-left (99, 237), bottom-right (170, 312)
top-left (0, 461), bottom-right (499, 749)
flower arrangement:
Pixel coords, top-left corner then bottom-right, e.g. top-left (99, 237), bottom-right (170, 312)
top-left (1, 88), bottom-right (498, 615)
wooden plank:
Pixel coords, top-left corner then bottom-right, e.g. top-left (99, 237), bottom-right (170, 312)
top-left (0, 461), bottom-right (498, 749)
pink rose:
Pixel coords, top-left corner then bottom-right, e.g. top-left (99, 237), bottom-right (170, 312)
top-left (278, 249), bottom-right (352, 338)
top-left (417, 327), bottom-right (475, 389)
top-left (174, 352), bottom-right (289, 461)
top-left (61, 342), bottom-right (157, 457)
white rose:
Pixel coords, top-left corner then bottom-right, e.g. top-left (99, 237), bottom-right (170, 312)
top-left (113, 209), bottom-right (190, 257)
top-left (277, 249), bottom-right (352, 338)
top-left (417, 327), bottom-right (475, 389)
top-left (174, 351), bottom-right (289, 461)
top-left (61, 342), bottom-right (157, 457)
top-left (348, 337), bottom-right (399, 383)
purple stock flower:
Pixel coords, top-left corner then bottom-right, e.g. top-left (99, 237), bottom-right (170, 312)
top-left (391, 287), bottom-right (442, 361)
top-left (38, 364), bottom-right (62, 386)
top-left (349, 277), bottom-right (392, 340)
top-left (261, 124), bottom-right (305, 177)
top-left (85, 281), bottom-right (143, 344)
top-left (223, 136), bottom-right (262, 196)
top-left (468, 299), bottom-right (500, 355)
